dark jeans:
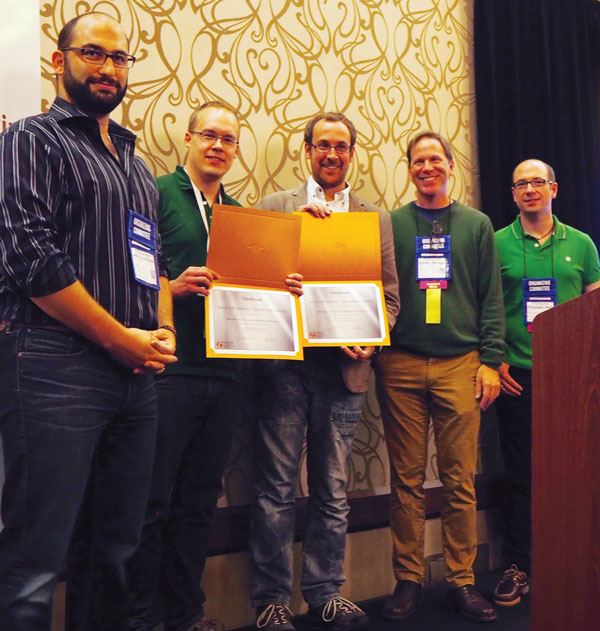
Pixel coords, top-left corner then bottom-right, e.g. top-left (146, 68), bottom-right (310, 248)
top-left (496, 366), bottom-right (532, 574)
top-left (249, 355), bottom-right (364, 609)
top-left (127, 374), bottom-right (239, 631)
top-left (0, 326), bottom-right (157, 631)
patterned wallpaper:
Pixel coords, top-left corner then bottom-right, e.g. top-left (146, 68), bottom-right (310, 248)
top-left (40, 0), bottom-right (479, 209)
top-left (39, 0), bottom-right (495, 505)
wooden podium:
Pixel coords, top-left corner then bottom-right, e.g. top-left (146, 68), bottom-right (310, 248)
top-left (531, 288), bottom-right (600, 631)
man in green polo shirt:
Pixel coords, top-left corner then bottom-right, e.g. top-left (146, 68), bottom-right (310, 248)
top-left (493, 158), bottom-right (600, 607)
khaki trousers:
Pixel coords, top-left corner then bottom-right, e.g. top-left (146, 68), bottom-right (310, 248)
top-left (375, 349), bottom-right (480, 588)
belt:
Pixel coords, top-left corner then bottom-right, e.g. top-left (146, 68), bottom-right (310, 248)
top-left (0, 319), bottom-right (71, 333)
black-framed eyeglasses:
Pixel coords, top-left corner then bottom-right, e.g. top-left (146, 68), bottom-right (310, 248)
top-left (310, 142), bottom-right (353, 155)
top-left (189, 130), bottom-right (239, 148)
top-left (512, 178), bottom-right (554, 190)
top-left (61, 46), bottom-right (135, 69)
top-left (431, 220), bottom-right (443, 237)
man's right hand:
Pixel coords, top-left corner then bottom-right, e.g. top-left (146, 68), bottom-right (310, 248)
top-left (170, 266), bottom-right (219, 298)
top-left (499, 362), bottom-right (523, 396)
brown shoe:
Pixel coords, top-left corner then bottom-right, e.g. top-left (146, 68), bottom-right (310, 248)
top-left (382, 580), bottom-right (422, 620)
top-left (447, 585), bottom-right (498, 623)
top-left (493, 565), bottom-right (530, 607)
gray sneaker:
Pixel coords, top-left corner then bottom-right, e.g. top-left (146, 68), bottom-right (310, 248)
top-left (307, 598), bottom-right (370, 630)
top-left (256, 604), bottom-right (295, 631)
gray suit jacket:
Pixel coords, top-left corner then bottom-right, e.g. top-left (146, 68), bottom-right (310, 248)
top-left (258, 184), bottom-right (400, 393)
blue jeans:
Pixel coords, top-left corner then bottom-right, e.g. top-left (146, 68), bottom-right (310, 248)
top-left (0, 326), bottom-right (157, 631)
top-left (249, 353), bottom-right (364, 609)
top-left (127, 374), bottom-right (239, 631)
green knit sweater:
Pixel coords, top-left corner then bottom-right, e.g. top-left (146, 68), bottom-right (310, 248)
top-left (389, 201), bottom-right (505, 368)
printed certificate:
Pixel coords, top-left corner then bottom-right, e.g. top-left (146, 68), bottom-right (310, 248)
top-left (207, 285), bottom-right (302, 359)
top-left (301, 282), bottom-right (388, 346)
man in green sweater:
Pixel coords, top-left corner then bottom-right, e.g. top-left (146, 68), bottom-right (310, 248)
top-left (493, 159), bottom-right (600, 607)
top-left (375, 132), bottom-right (504, 623)
top-left (126, 101), bottom-right (301, 631)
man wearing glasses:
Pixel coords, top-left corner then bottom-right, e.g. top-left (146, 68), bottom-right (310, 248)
top-left (0, 12), bottom-right (177, 631)
top-left (249, 112), bottom-right (400, 631)
top-left (124, 101), bottom-right (301, 631)
top-left (375, 131), bottom-right (503, 623)
top-left (120, 101), bottom-right (238, 631)
top-left (493, 159), bottom-right (600, 607)
top-left (128, 101), bottom-right (301, 631)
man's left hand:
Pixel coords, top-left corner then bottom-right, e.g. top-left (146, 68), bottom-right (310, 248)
top-left (298, 202), bottom-right (331, 218)
top-left (475, 364), bottom-right (501, 410)
top-left (341, 345), bottom-right (375, 361)
top-left (137, 327), bottom-right (177, 374)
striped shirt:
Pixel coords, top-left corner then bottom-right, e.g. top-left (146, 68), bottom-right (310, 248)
top-left (0, 97), bottom-right (166, 329)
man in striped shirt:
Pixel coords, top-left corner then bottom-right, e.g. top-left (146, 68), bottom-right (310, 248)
top-left (0, 12), bottom-right (176, 631)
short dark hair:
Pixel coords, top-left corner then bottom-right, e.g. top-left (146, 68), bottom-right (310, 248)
top-left (512, 159), bottom-right (556, 183)
top-left (304, 112), bottom-right (356, 147)
top-left (188, 101), bottom-right (239, 131)
top-left (406, 131), bottom-right (453, 164)
top-left (57, 12), bottom-right (127, 50)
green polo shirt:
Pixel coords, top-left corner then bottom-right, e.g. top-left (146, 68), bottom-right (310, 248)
top-left (495, 215), bottom-right (600, 369)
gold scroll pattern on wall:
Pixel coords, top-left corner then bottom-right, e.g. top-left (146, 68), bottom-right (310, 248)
top-left (40, 0), bottom-right (496, 505)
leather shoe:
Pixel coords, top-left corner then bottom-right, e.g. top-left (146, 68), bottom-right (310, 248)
top-left (447, 585), bottom-right (498, 622)
top-left (493, 565), bottom-right (530, 606)
top-left (382, 580), bottom-right (422, 620)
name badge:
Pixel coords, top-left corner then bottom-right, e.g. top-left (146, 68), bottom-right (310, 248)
top-left (415, 235), bottom-right (452, 281)
top-left (522, 277), bottom-right (556, 329)
top-left (127, 210), bottom-right (160, 290)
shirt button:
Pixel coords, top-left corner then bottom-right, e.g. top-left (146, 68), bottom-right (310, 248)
top-left (534, 243), bottom-right (539, 247)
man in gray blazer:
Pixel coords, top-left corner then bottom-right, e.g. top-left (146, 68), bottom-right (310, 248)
top-left (249, 113), bottom-right (400, 631)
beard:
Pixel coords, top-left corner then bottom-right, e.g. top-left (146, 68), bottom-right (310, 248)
top-left (63, 61), bottom-right (127, 116)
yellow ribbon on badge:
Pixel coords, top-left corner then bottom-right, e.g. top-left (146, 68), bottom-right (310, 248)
top-left (425, 288), bottom-right (441, 324)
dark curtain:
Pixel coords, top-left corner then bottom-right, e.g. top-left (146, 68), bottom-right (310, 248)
top-left (474, 0), bottom-right (600, 243)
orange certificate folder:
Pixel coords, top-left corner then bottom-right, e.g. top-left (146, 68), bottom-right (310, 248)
top-left (297, 212), bottom-right (382, 281)
top-left (205, 204), bottom-right (304, 360)
top-left (295, 212), bottom-right (390, 347)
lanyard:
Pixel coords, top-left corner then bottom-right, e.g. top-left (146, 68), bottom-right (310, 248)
top-left (185, 167), bottom-right (222, 246)
top-left (520, 218), bottom-right (554, 278)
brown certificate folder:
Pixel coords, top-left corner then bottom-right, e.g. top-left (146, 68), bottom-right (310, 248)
top-left (206, 204), bottom-right (301, 289)
top-left (296, 212), bottom-right (381, 280)
top-left (205, 204), bottom-right (303, 360)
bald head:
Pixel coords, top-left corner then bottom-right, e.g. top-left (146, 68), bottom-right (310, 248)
top-left (58, 12), bottom-right (128, 50)
top-left (512, 159), bottom-right (555, 184)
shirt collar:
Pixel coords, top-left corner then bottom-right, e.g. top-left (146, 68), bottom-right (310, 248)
top-left (49, 97), bottom-right (137, 142)
top-left (177, 165), bottom-right (226, 200)
top-left (510, 214), bottom-right (566, 241)
top-left (306, 175), bottom-right (350, 212)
